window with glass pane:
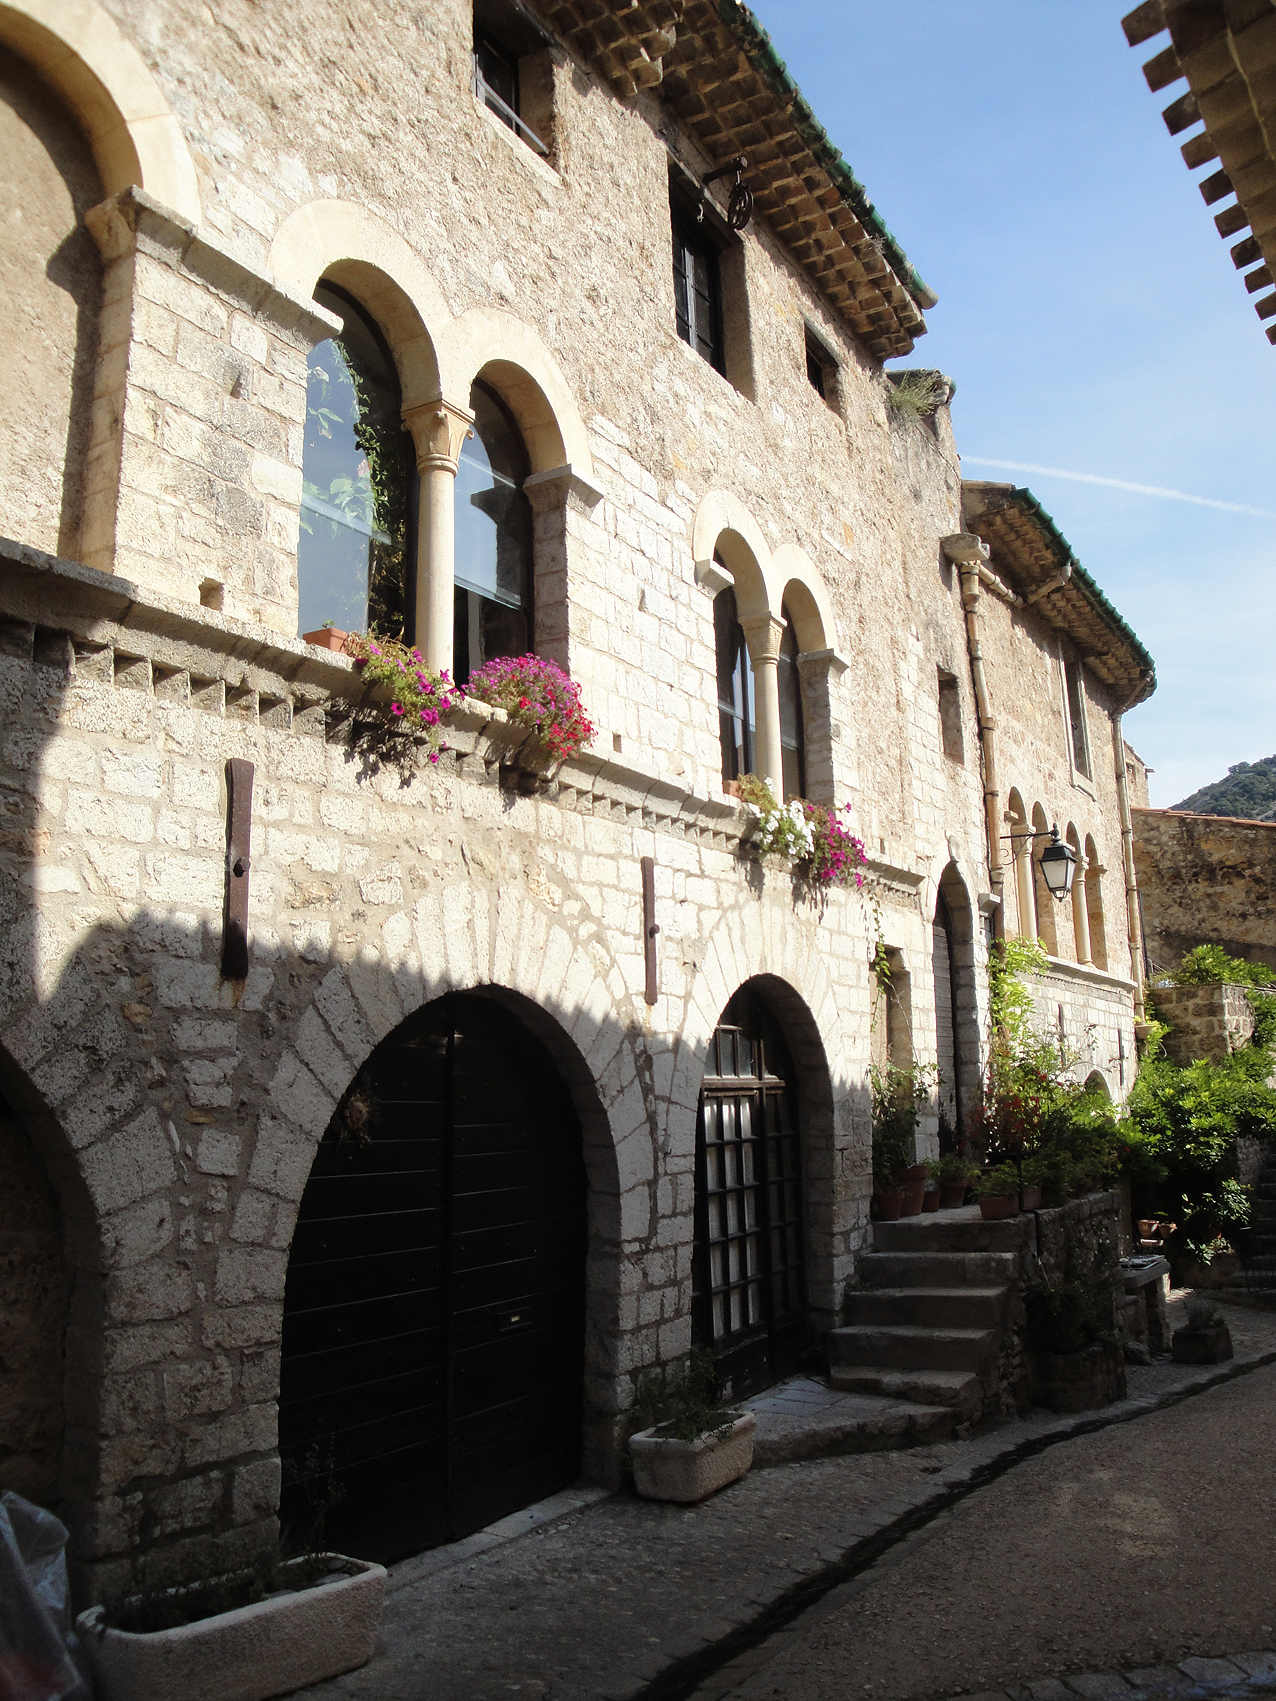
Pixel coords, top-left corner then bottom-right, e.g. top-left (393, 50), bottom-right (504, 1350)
top-left (777, 605), bottom-right (805, 801)
top-left (454, 382), bottom-right (533, 687)
top-left (714, 584), bottom-right (754, 784)
top-left (672, 213), bottom-right (725, 375)
top-left (297, 282), bottom-right (413, 639)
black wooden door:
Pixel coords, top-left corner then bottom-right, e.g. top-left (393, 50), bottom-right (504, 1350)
top-left (279, 993), bottom-right (586, 1563)
top-left (693, 993), bottom-right (806, 1398)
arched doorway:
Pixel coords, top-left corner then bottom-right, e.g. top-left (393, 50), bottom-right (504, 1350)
top-left (693, 986), bottom-right (806, 1398)
top-left (933, 863), bottom-right (980, 1150)
top-left (279, 992), bottom-right (587, 1564)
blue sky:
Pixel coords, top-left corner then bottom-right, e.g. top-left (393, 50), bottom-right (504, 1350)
top-left (747, 0), bottom-right (1275, 808)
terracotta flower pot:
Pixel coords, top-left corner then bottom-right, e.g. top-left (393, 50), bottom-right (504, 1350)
top-left (302, 627), bottom-right (349, 652)
top-left (874, 1187), bottom-right (905, 1221)
top-left (977, 1193), bottom-right (1019, 1221)
top-left (939, 1184), bottom-right (968, 1209)
top-left (893, 1163), bottom-right (928, 1217)
top-left (921, 1188), bottom-right (940, 1213)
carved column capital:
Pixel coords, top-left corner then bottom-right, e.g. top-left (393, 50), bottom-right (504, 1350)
top-left (403, 398), bottom-right (475, 475)
top-left (738, 612), bottom-right (786, 664)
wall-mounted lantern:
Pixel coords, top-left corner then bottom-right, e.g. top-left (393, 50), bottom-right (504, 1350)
top-left (1001, 820), bottom-right (1078, 902)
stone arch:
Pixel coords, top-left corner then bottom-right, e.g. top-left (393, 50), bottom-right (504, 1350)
top-left (1030, 802), bottom-right (1058, 955)
top-left (436, 308), bottom-right (594, 479)
top-left (267, 200), bottom-right (445, 406)
top-left (670, 905), bottom-right (848, 1335)
top-left (1085, 833), bottom-right (1109, 971)
top-left (771, 542), bottom-right (839, 654)
top-left (1083, 1068), bottom-right (1112, 1101)
top-left (0, 0), bottom-right (201, 223)
top-left (690, 487), bottom-right (773, 619)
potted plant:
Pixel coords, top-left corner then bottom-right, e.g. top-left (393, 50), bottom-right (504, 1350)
top-left (1171, 1294), bottom-right (1233, 1364)
top-left (301, 624), bottom-right (349, 652)
top-left (921, 1177), bottom-right (941, 1213)
top-left (76, 1551), bottom-right (387, 1701)
top-left (870, 1061), bottom-right (934, 1219)
top-left (933, 1152), bottom-right (978, 1209)
top-left (628, 1346), bottom-right (755, 1503)
top-left (973, 1163), bottom-right (1021, 1220)
top-left (1020, 1153), bottom-right (1047, 1212)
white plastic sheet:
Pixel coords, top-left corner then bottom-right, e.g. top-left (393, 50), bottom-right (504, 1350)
top-left (0, 1493), bottom-right (91, 1701)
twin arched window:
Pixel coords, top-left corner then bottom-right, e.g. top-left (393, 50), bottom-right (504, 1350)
top-left (714, 587), bottom-right (805, 800)
top-left (298, 297), bottom-right (534, 684)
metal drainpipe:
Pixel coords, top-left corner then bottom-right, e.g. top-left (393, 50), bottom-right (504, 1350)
top-left (941, 534), bottom-right (1004, 935)
top-left (1113, 696), bottom-right (1149, 1025)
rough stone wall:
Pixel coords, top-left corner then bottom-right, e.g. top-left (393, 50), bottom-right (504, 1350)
top-left (1026, 961), bottom-right (1140, 1100)
top-left (0, 46), bottom-right (103, 559)
top-left (0, 1106), bottom-right (71, 1507)
top-left (1154, 981), bottom-right (1256, 1065)
top-left (0, 0), bottom-right (1151, 1603)
top-left (1133, 808), bottom-right (1276, 976)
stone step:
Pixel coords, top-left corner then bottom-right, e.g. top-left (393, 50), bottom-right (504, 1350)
top-left (749, 1387), bottom-right (953, 1464)
top-left (845, 1285), bottom-right (1010, 1330)
top-left (827, 1364), bottom-right (984, 1414)
top-left (828, 1323), bottom-right (999, 1374)
top-left (873, 1215), bottom-right (1032, 1254)
top-left (859, 1249), bottom-right (1020, 1288)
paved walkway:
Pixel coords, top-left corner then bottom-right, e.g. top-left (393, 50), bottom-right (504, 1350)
top-left (296, 1294), bottom-right (1276, 1701)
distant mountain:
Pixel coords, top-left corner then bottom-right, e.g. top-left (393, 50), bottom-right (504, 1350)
top-left (1174, 755), bottom-right (1276, 820)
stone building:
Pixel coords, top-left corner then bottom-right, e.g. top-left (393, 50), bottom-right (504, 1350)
top-left (0, 0), bottom-right (1154, 1601)
top-left (1134, 807), bottom-right (1276, 975)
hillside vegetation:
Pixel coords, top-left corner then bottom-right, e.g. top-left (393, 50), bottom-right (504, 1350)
top-left (1174, 755), bottom-right (1276, 820)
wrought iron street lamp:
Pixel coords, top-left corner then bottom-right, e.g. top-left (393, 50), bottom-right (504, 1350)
top-left (1000, 821), bottom-right (1078, 902)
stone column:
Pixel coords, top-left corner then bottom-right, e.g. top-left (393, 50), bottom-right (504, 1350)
top-left (1072, 857), bottom-right (1093, 966)
top-left (403, 399), bottom-right (474, 675)
top-left (1010, 812), bottom-right (1037, 941)
top-left (739, 613), bottom-right (786, 795)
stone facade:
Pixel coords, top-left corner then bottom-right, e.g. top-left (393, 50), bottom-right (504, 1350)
top-left (1154, 981), bottom-right (1257, 1065)
top-left (1134, 807), bottom-right (1276, 976)
top-left (0, 0), bottom-right (1154, 1602)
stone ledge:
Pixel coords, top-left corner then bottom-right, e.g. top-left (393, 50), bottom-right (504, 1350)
top-left (1040, 956), bottom-right (1137, 995)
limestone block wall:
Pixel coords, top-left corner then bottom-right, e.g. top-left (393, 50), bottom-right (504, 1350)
top-left (1153, 982), bottom-right (1256, 1065)
top-left (1133, 808), bottom-right (1276, 975)
top-left (1026, 960), bottom-right (1141, 1101)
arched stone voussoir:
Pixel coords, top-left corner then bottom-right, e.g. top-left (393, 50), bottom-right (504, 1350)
top-left (267, 200), bottom-right (447, 406)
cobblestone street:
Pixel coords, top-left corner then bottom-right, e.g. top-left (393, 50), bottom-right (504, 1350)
top-left (296, 1296), bottom-right (1276, 1701)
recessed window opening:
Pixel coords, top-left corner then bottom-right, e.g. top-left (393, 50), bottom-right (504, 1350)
top-left (1064, 655), bottom-right (1091, 779)
top-left (804, 327), bottom-right (837, 408)
top-left (714, 582), bottom-right (755, 784)
top-left (298, 280), bottom-right (415, 640)
top-left (454, 380), bottom-right (534, 688)
top-left (777, 604), bottom-right (805, 801)
top-left (472, 0), bottom-right (552, 156)
top-left (938, 668), bottom-right (964, 763)
top-left (672, 206), bottom-right (725, 376)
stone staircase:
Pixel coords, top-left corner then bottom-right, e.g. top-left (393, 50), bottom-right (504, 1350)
top-left (1243, 1148), bottom-right (1276, 1295)
top-left (828, 1208), bottom-right (1032, 1423)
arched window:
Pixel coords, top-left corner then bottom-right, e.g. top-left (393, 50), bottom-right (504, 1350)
top-left (777, 603), bottom-right (805, 801)
top-left (454, 381), bottom-right (533, 686)
top-left (298, 281), bottom-right (414, 639)
top-left (713, 584), bottom-right (755, 784)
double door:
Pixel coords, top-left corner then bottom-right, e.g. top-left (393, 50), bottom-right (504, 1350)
top-left (279, 993), bottom-right (587, 1563)
top-left (693, 997), bottom-right (807, 1398)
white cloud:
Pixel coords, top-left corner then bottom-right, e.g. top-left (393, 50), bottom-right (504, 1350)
top-left (960, 457), bottom-right (1276, 520)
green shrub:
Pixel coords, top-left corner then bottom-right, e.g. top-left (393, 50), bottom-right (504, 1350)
top-left (1170, 945), bottom-right (1275, 987)
top-left (631, 1346), bottom-right (740, 1442)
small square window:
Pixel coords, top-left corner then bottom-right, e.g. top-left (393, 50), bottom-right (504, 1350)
top-left (672, 209), bottom-right (725, 376)
top-left (473, 0), bottom-right (552, 157)
top-left (804, 327), bottom-right (838, 408)
top-left (1064, 655), bottom-right (1092, 780)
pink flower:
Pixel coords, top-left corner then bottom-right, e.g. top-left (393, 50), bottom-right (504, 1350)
top-left (390, 702), bottom-right (404, 716)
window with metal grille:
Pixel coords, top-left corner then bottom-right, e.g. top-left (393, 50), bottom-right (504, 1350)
top-left (472, 0), bottom-right (552, 157)
top-left (804, 326), bottom-right (838, 409)
top-left (672, 212), bottom-right (725, 376)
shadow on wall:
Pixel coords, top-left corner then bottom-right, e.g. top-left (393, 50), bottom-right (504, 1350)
top-left (0, 44), bottom-right (103, 559)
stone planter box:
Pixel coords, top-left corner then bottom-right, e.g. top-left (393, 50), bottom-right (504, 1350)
top-left (76, 1554), bottom-right (386, 1701)
top-left (1033, 1341), bottom-right (1126, 1413)
top-left (1172, 1322), bottom-right (1233, 1364)
top-left (630, 1413), bottom-right (756, 1503)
